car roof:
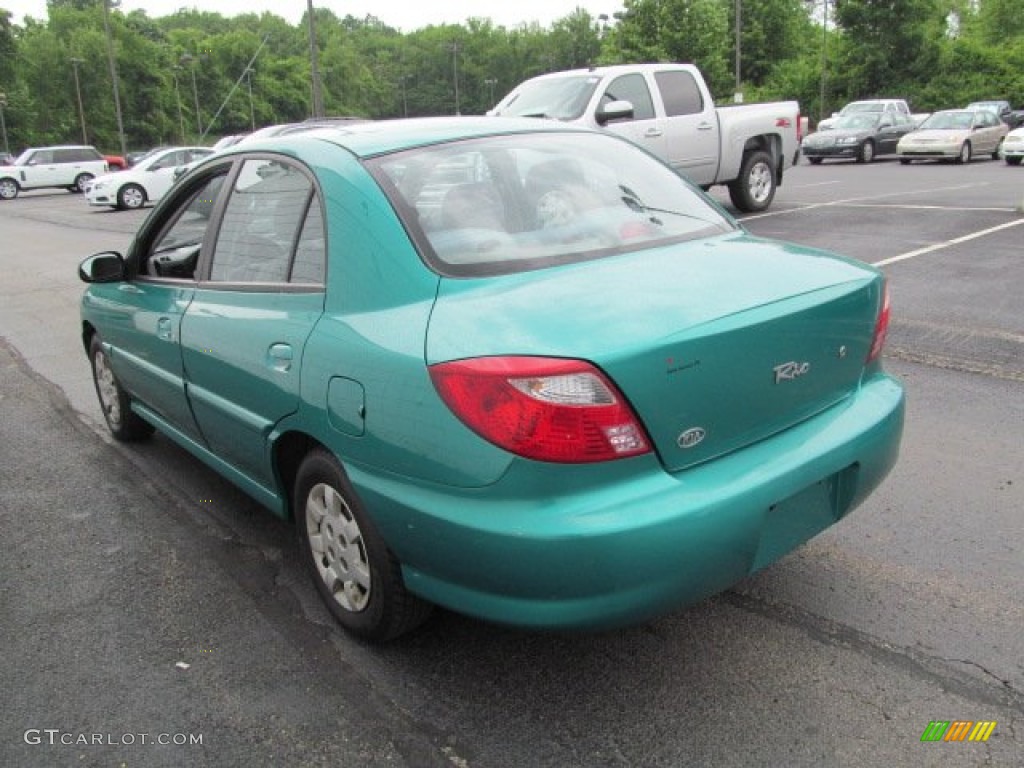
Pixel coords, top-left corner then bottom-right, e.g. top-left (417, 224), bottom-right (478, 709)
top-left (26, 145), bottom-right (99, 151)
top-left (226, 116), bottom-right (597, 160)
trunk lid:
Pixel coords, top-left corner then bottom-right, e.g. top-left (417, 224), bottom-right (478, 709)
top-left (426, 233), bottom-right (884, 471)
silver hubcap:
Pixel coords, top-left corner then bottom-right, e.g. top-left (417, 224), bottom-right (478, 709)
top-left (748, 161), bottom-right (773, 204)
top-left (122, 186), bottom-right (144, 208)
top-left (863, 143), bottom-right (873, 161)
top-left (0, 180), bottom-right (16, 199)
top-left (305, 483), bottom-right (371, 612)
top-left (961, 145), bottom-right (970, 163)
top-left (93, 349), bottom-right (121, 427)
top-left (77, 175), bottom-right (92, 191)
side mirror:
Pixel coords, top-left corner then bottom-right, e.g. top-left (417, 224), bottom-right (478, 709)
top-left (79, 251), bottom-right (125, 283)
top-left (597, 99), bottom-right (635, 125)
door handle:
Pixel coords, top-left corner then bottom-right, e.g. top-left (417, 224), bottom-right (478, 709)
top-left (697, 123), bottom-right (714, 131)
top-left (157, 317), bottom-right (173, 341)
top-left (267, 343), bottom-right (293, 372)
top-left (644, 128), bottom-right (663, 138)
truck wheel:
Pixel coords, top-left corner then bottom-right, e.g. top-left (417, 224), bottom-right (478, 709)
top-left (728, 150), bottom-right (776, 213)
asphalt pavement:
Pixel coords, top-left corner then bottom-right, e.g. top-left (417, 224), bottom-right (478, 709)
top-left (2, 159), bottom-right (1023, 766)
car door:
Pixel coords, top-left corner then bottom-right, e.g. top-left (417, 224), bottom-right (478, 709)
top-left (180, 156), bottom-right (326, 487)
top-left (145, 149), bottom-right (189, 202)
top-left (18, 149), bottom-right (59, 189)
top-left (91, 170), bottom-right (231, 440)
top-left (597, 73), bottom-right (668, 165)
top-left (653, 69), bottom-right (719, 185)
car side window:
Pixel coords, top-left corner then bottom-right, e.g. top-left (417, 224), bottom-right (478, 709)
top-left (654, 70), bottom-right (704, 117)
top-left (151, 151), bottom-right (184, 171)
top-left (290, 200), bottom-right (326, 284)
top-left (209, 158), bottom-right (315, 284)
top-left (143, 174), bottom-right (228, 280)
top-left (28, 150), bottom-right (52, 165)
top-left (601, 74), bottom-right (656, 121)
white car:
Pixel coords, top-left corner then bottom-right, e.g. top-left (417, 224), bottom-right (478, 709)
top-left (0, 145), bottom-right (108, 200)
top-left (84, 146), bottom-right (214, 210)
top-left (1001, 126), bottom-right (1024, 166)
top-left (897, 109), bottom-right (1008, 164)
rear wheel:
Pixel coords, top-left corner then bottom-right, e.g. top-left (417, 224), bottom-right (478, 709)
top-left (899, 158), bottom-right (911, 165)
top-left (807, 157), bottom-right (823, 165)
top-left (857, 140), bottom-right (875, 164)
top-left (295, 449), bottom-right (432, 642)
top-left (1007, 156), bottom-right (1022, 166)
top-left (728, 150), bottom-right (776, 213)
top-left (89, 334), bottom-right (154, 441)
top-left (0, 178), bottom-right (18, 199)
top-left (74, 173), bottom-right (94, 193)
top-left (991, 139), bottom-right (1003, 160)
top-left (955, 142), bottom-right (972, 164)
top-left (117, 183), bottom-right (146, 210)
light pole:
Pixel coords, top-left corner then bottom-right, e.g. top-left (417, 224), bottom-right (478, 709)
top-left (484, 77), bottom-right (497, 107)
top-left (449, 41), bottom-right (461, 116)
top-left (180, 53), bottom-right (203, 138)
top-left (102, 0), bottom-right (127, 157)
top-left (0, 93), bottom-right (9, 156)
top-left (170, 66), bottom-right (186, 144)
top-left (70, 57), bottom-right (88, 144)
top-left (307, 0), bottom-right (324, 118)
top-left (820, 0), bottom-right (829, 122)
top-left (245, 67), bottom-right (256, 131)
top-left (734, 0), bottom-right (742, 100)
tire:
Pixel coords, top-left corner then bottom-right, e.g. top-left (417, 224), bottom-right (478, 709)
top-left (117, 183), bottom-right (146, 210)
top-left (74, 173), bottom-right (94, 193)
top-left (294, 449), bottom-right (432, 642)
top-left (955, 142), bottom-right (971, 165)
top-left (808, 157), bottom-right (823, 165)
top-left (991, 140), bottom-right (1003, 160)
top-left (899, 158), bottom-right (911, 165)
top-left (728, 150), bottom-right (776, 213)
top-left (1007, 156), bottom-right (1022, 166)
top-left (857, 140), bottom-right (875, 164)
top-left (89, 334), bottom-right (154, 441)
top-left (0, 177), bottom-right (18, 200)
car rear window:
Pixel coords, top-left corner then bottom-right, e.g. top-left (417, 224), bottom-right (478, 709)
top-left (367, 132), bottom-right (736, 277)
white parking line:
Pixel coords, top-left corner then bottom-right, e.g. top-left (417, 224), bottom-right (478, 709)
top-left (788, 180), bottom-right (843, 189)
top-left (872, 219), bottom-right (1024, 267)
top-left (842, 203), bottom-right (1017, 213)
top-left (743, 182), bottom-right (990, 220)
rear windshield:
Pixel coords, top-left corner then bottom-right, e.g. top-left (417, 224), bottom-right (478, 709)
top-left (366, 132), bottom-right (736, 277)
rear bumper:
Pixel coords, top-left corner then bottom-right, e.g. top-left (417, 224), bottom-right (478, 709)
top-left (351, 373), bottom-right (905, 630)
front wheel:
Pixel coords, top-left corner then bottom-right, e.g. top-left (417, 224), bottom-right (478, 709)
top-left (294, 449), bottom-right (432, 642)
top-left (728, 150), bottom-right (776, 213)
top-left (117, 183), bottom-right (146, 210)
top-left (89, 334), bottom-right (154, 441)
top-left (956, 142), bottom-right (972, 165)
top-left (1007, 156), bottom-right (1022, 166)
top-left (0, 177), bottom-right (19, 200)
top-left (857, 140), bottom-right (875, 164)
top-left (74, 173), bottom-right (94, 193)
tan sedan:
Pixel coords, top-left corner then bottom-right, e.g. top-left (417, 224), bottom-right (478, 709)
top-left (897, 109), bottom-right (1008, 164)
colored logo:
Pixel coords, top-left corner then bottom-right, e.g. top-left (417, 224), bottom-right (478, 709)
top-left (920, 721), bottom-right (997, 742)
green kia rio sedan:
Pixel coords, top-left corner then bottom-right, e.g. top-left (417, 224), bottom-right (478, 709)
top-left (79, 118), bottom-right (904, 641)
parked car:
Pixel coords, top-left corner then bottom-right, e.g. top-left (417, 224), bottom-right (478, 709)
top-left (104, 154), bottom-right (128, 171)
top-left (84, 146), bottom-right (215, 210)
top-left (802, 111), bottom-right (917, 163)
top-left (490, 63), bottom-right (801, 212)
top-left (817, 99), bottom-right (923, 131)
top-left (79, 118), bottom-right (904, 642)
top-left (898, 109), bottom-right (1008, 164)
top-left (1001, 125), bottom-right (1024, 165)
top-left (0, 145), bottom-right (108, 200)
top-left (1, 152), bottom-right (15, 165)
top-left (966, 100), bottom-right (1024, 129)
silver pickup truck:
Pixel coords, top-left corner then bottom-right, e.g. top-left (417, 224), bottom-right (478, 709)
top-left (489, 63), bottom-right (801, 212)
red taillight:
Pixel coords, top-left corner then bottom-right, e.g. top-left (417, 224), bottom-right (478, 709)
top-left (429, 356), bottom-right (651, 463)
top-left (867, 283), bottom-right (891, 363)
